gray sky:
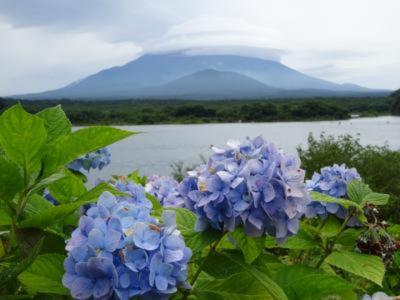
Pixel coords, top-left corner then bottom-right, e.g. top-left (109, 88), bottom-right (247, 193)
top-left (0, 0), bottom-right (399, 95)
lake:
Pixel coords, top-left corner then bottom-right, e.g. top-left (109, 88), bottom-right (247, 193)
top-left (83, 116), bottom-right (400, 184)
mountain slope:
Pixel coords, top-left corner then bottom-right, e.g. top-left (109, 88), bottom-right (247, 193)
top-left (12, 52), bottom-right (388, 100)
top-left (141, 69), bottom-right (280, 99)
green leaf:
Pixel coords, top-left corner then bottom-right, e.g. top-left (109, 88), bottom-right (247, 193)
top-left (0, 156), bottom-right (23, 202)
top-left (0, 239), bottom-right (4, 258)
top-left (310, 191), bottom-right (362, 211)
top-left (230, 227), bottom-right (264, 264)
top-left (320, 216), bottom-right (342, 238)
top-left (0, 209), bottom-right (12, 226)
top-left (48, 173), bottom-right (87, 204)
top-left (146, 193), bottom-right (162, 211)
top-left (335, 228), bottom-right (364, 250)
top-left (202, 252), bottom-right (242, 279)
top-left (361, 192), bottom-right (389, 206)
top-left (280, 229), bottom-right (319, 250)
top-left (36, 105), bottom-right (71, 144)
top-left (0, 237), bottom-right (43, 289)
top-left (0, 104), bottom-right (47, 174)
top-left (42, 126), bottom-right (135, 177)
top-left (194, 272), bottom-right (282, 300)
top-left (170, 208), bottom-right (221, 252)
top-left (128, 169), bottom-right (147, 186)
top-left (325, 250), bottom-right (385, 286)
top-left (19, 183), bottom-right (122, 229)
top-left (220, 251), bottom-right (288, 300)
top-left (24, 194), bottom-right (54, 217)
top-left (276, 265), bottom-right (357, 300)
top-left (18, 254), bottom-right (68, 295)
top-left (252, 252), bottom-right (286, 279)
top-left (387, 224), bottom-right (400, 240)
top-left (29, 167), bottom-right (70, 196)
top-left (346, 180), bottom-right (372, 204)
top-left (19, 201), bottom-right (82, 229)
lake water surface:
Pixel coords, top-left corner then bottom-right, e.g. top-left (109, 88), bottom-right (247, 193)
top-left (83, 116), bottom-right (400, 183)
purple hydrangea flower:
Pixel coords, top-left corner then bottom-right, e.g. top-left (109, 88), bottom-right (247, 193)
top-left (69, 147), bottom-right (111, 172)
top-left (63, 183), bottom-right (192, 300)
top-left (179, 136), bottom-right (310, 242)
top-left (145, 175), bottom-right (185, 208)
top-left (305, 164), bottom-right (361, 223)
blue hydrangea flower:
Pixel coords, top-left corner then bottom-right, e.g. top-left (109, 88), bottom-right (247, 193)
top-left (43, 188), bottom-right (57, 205)
top-left (362, 292), bottom-right (391, 300)
top-left (305, 164), bottom-right (361, 223)
top-left (69, 147), bottom-right (111, 172)
top-left (63, 183), bottom-right (192, 300)
top-left (179, 136), bottom-right (310, 242)
top-left (145, 175), bottom-right (185, 208)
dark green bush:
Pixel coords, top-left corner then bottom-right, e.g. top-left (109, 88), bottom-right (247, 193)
top-left (391, 89), bottom-right (400, 115)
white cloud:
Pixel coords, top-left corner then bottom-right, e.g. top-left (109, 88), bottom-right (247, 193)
top-left (0, 22), bottom-right (141, 95)
top-left (0, 0), bottom-right (399, 94)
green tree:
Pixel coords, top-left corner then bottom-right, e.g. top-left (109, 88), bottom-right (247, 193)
top-left (391, 89), bottom-right (400, 115)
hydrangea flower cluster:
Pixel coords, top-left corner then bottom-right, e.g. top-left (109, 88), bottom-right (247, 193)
top-left (305, 164), bottom-right (361, 223)
top-left (362, 292), bottom-right (392, 300)
top-left (63, 184), bottom-right (192, 300)
top-left (179, 136), bottom-right (310, 241)
top-left (145, 175), bottom-right (185, 208)
top-left (69, 147), bottom-right (111, 172)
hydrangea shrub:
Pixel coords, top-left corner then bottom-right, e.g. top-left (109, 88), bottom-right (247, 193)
top-left (305, 164), bottom-right (362, 225)
top-left (179, 136), bottom-right (310, 241)
top-left (69, 147), bottom-right (111, 172)
top-left (63, 188), bottom-right (191, 299)
top-left (0, 105), bottom-right (398, 300)
top-left (145, 175), bottom-right (186, 208)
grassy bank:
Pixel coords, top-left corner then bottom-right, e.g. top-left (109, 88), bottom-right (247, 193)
top-left (0, 96), bottom-right (394, 125)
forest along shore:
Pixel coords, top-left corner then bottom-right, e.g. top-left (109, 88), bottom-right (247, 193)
top-left (0, 96), bottom-right (396, 125)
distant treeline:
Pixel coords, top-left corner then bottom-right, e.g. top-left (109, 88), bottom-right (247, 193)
top-left (0, 94), bottom-right (398, 125)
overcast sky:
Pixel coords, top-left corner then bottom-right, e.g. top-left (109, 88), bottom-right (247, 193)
top-left (0, 0), bottom-right (399, 95)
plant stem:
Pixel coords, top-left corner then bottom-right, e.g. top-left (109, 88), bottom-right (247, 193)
top-left (16, 165), bottom-right (30, 217)
top-left (315, 211), bottom-right (355, 268)
top-left (182, 233), bottom-right (225, 300)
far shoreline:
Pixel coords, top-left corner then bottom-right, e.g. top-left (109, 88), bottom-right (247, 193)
top-left (71, 114), bottom-right (396, 127)
top-left (1, 96), bottom-right (396, 126)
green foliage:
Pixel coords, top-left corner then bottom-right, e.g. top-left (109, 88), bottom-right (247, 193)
top-left (0, 96), bottom-right (392, 125)
top-left (0, 104), bottom-right (47, 175)
top-left (0, 104), bottom-right (134, 297)
top-left (18, 254), bottom-right (68, 295)
top-left (278, 229), bottom-right (319, 250)
top-left (42, 126), bottom-right (135, 177)
top-left (47, 172), bottom-right (87, 204)
top-left (19, 183), bottom-right (122, 229)
top-left (391, 89), bottom-right (400, 115)
top-left (201, 251), bottom-right (288, 300)
top-left (0, 156), bottom-right (23, 202)
top-left (171, 207), bottom-right (221, 253)
top-left (1, 103), bottom-right (399, 299)
top-left (276, 265), bottom-right (358, 300)
top-left (325, 250), bottom-right (385, 286)
top-left (36, 105), bottom-right (71, 144)
top-left (347, 180), bottom-right (372, 204)
top-left (229, 228), bottom-right (264, 264)
top-left (194, 272), bottom-right (281, 300)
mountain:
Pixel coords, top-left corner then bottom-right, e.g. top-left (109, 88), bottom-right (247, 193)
top-left (143, 69), bottom-right (280, 99)
top-left (12, 53), bottom-right (390, 100)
